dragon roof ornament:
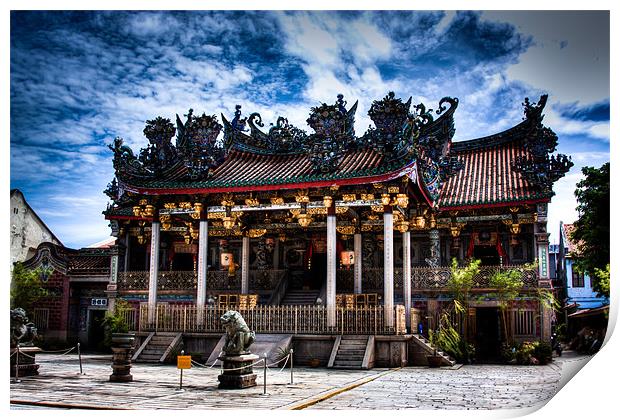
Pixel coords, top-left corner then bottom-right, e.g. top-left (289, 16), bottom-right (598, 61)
top-left (106, 92), bottom-right (463, 203)
top-left (512, 95), bottom-right (573, 194)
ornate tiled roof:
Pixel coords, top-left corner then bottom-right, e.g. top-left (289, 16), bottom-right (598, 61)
top-left (438, 139), bottom-right (547, 208)
top-left (437, 95), bottom-right (573, 209)
top-left (104, 93), bottom-right (572, 212)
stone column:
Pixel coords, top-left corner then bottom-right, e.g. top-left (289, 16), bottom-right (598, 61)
top-left (354, 232), bottom-right (362, 294)
top-left (197, 218), bottom-right (209, 308)
top-left (427, 229), bottom-right (440, 267)
top-left (241, 235), bottom-right (250, 294)
top-left (383, 207), bottom-right (394, 329)
top-left (326, 205), bottom-right (337, 328)
top-left (147, 221), bottom-right (160, 324)
top-left (123, 231), bottom-right (130, 272)
top-left (402, 230), bottom-right (412, 331)
top-left (106, 249), bottom-right (120, 313)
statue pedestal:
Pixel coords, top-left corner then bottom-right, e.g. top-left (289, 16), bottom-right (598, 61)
top-left (217, 353), bottom-right (259, 389)
top-left (10, 346), bottom-right (41, 377)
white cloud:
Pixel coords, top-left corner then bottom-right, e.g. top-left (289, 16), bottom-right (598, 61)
top-left (485, 11), bottom-right (609, 105)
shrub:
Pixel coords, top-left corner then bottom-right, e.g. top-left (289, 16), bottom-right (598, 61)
top-left (501, 341), bottom-right (552, 365)
top-left (101, 300), bottom-right (130, 347)
top-left (429, 313), bottom-right (475, 364)
top-left (532, 342), bottom-right (553, 364)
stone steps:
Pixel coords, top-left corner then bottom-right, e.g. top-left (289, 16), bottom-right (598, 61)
top-left (134, 333), bottom-right (179, 364)
top-left (280, 289), bottom-right (320, 306)
top-left (330, 336), bottom-right (370, 369)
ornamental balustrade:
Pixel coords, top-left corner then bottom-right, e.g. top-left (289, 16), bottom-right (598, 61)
top-left (117, 269), bottom-right (287, 291)
top-left (119, 265), bottom-right (538, 293)
top-left (411, 265), bottom-right (539, 290)
top-left (138, 303), bottom-right (407, 335)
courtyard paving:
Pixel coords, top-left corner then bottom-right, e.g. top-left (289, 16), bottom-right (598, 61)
top-left (9, 351), bottom-right (592, 411)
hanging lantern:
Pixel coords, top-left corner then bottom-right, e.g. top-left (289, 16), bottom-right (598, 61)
top-left (191, 202), bottom-right (203, 219)
top-left (297, 213), bottom-right (313, 228)
top-left (222, 216), bottom-right (236, 230)
top-left (220, 252), bottom-right (233, 267)
top-left (395, 220), bottom-right (409, 233)
top-left (340, 251), bottom-right (355, 266)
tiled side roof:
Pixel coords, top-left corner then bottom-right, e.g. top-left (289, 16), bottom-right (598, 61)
top-left (562, 223), bottom-right (578, 255)
top-left (68, 255), bottom-right (110, 276)
top-left (438, 139), bottom-right (551, 209)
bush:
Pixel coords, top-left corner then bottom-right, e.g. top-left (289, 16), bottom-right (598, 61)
top-left (429, 313), bottom-right (475, 364)
top-left (101, 300), bottom-right (130, 348)
top-left (501, 341), bottom-right (552, 365)
top-left (532, 342), bottom-right (553, 364)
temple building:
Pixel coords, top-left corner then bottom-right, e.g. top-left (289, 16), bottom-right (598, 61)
top-left (102, 92), bottom-right (572, 365)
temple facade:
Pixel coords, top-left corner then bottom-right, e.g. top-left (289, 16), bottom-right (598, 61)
top-left (102, 92), bottom-right (571, 360)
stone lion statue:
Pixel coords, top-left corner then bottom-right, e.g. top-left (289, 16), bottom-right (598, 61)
top-left (220, 310), bottom-right (255, 355)
top-left (10, 308), bottom-right (38, 348)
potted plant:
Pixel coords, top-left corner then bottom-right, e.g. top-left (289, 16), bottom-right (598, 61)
top-left (102, 300), bottom-right (134, 349)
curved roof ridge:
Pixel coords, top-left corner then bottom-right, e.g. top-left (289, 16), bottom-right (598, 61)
top-left (451, 119), bottom-right (529, 152)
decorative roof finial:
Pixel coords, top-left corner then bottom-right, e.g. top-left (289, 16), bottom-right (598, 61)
top-left (231, 105), bottom-right (246, 131)
top-left (336, 94), bottom-right (347, 114)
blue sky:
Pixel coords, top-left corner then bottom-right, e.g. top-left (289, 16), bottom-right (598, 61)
top-left (10, 10), bottom-right (610, 249)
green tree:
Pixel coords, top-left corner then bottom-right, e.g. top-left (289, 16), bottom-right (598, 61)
top-left (10, 262), bottom-right (51, 315)
top-left (488, 268), bottom-right (524, 342)
top-left (447, 258), bottom-right (481, 336)
top-left (571, 162), bottom-right (610, 296)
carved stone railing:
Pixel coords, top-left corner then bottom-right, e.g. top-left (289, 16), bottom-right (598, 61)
top-left (158, 271), bottom-right (197, 290)
top-left (412, 265), bottom-right (539, 290)
top-left (118, 271), bottom-right (149, 290)
top-left (118, 269), bottom-right (288, 292)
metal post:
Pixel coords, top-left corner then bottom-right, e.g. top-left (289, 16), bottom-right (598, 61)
top-left (78, 342), bottom-right (84, 375)
top-left (179, 350), bottom-right (184, 390)
top-left (263, 353), bottom-right (267, 395)
top-left (15, 345), bottom-right (20, 382)
top-left (290, 349), bottom-right (294, 385)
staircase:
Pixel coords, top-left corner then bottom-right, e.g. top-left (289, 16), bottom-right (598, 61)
top-left (410, 334), bottom-right (456, 367)
top-left (133, 333), bottom-right (182, 363)
top-left (280, 289), bottom-right (320, 306)
top-left (329, 335), bottom-right (372, 369)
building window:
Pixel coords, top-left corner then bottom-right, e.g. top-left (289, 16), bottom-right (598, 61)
top-left (13, 208), bottom-right (18, 214)
top-left (572, 270), bottom-right (585, 287)
top-left (32, 308), bottom-right (49, 332)
top-left (511, 309), bottom-right (536, 337)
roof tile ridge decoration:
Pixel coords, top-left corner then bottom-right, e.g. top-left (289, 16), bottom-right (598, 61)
top-left (105, 92), bottom-right (464, 205)
top-left (510, 94), bottom-right (573, 195)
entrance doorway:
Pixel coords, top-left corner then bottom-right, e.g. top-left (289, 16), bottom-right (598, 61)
top-left (473, 246), bottom-right (500, 266)
top-left (87, 309), bottom-right (107, 351)
top-left (308, 253), bottom-right (326, 290)
top-left (475, 307), bottom-right (501, 361)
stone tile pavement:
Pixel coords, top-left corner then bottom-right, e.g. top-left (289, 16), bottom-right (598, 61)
top-left (10, 352), bottom-right (590, 410)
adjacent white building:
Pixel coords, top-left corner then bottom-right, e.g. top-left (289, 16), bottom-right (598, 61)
top-left (10, 189), bottom-right (63, 265)
top-left (558, 222), bottom-right (608, 310)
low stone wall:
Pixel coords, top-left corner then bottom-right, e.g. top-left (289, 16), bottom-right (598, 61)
top-left (140, 333), bottom-right (420, 368)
